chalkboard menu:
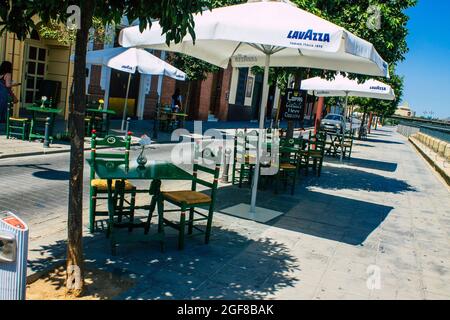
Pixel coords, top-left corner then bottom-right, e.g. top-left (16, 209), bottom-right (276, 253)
top-left (281, 89), bottom-right (305, 120)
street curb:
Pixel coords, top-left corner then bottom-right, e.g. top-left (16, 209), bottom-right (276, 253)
top-left (0, 141), bottom-right (141, 160)
top-left (409, 136), bottom-right (450, 186)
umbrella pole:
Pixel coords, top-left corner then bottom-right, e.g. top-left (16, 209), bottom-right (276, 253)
top-left (250, 53), bottom-right (270, 216)
top-left (121, 73), bottom-right (132, 132)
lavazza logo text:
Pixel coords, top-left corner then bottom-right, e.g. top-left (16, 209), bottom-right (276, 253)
top-left (370, 85), bottom-right (387, 91)
top-left (121, 65), bottom-right (133, 70)
top-left (287, 29), bottom-right (331, 42)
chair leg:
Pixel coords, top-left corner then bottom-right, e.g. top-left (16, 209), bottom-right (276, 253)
top-left (304, 156), bottom-right (309, 176)
top-left (117, 190), bottom-right (125, 223)
top-left (205, 205), bottom-right (214, 244)
top-left (89, 187), bottom-right (97, 233)
top-left (291, 172), bottom-right (296, 195)
top-left (157, 196), bottom-right (165, 252)
top-left (188, 207), bottom-right (195, 235)
top-left (274, 171), bottom-right (280, 194)
top-left (231, 161), bottom-right (236, 185)
top-left (128, 189), bottom-right (136, 232)
top-left (318, 157), bottom-right (324, 177)
top-left (238, 164), bottom-right (244, 188)
top-left (178, 206), bottom-right (187, 250)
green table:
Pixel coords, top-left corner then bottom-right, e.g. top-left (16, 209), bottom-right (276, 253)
top-left (86, 108), bottom-right (116, 136)
top-left (87, 159), bottom-right (193, 254)
top-left (26, 105), bottom-right (62, 142)
top-left (160, 111), bottom-right (188, 130)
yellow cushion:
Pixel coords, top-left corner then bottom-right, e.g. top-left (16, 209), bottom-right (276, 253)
top-left (343, 143), bottom-right (352, 147)
top-left (91, 179), bottom-right (135, 191)
top-left (9, 117), bottom-right (28, 122)
top-left (280, 163), bottom-right (296, 170)
top-left (309, 150), bottom-right (323, 158)
top-left (163, 190), bottom-right (211, 205)
top-left (245, 154), bottom-right (256, 162)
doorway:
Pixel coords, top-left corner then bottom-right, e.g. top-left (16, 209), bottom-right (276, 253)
top-left (22, 43), bottom-right (47, 107)
top-left (251, 73), bottom-right (263, 120)
top-left (108, 70), bottom-right (141, 118)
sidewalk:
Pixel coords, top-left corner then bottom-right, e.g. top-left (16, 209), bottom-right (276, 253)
top-left (24, 127), bottom-right (450, 299)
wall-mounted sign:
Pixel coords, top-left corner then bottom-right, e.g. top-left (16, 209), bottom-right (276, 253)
top-left (281, 89), bottom-right (305, 120)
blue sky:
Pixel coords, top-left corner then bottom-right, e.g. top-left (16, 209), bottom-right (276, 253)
top-left (397, 0), bottom-right (450, 119)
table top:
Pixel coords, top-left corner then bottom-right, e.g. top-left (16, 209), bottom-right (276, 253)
top-left (26, 106), bottom-right (62, 113)
top-left (87, 108), bottom-right (116, 115)
top-left (87, 159), bottom-right (193, 181)
top-left (160, 110), bottom-right (188, 117)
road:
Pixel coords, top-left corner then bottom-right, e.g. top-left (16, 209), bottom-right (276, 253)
top-left (0, 142), bottom-right (197, 265)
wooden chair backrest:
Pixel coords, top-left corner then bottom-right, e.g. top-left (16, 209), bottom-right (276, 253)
top-left (192, 144), bottom-right (223, 199)
top-left (90, 131), bottom-right (132, 180)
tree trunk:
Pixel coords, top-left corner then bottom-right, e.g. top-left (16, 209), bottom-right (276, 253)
top-left (66, 1), bottom-right (95, 297)
top-left (185, 81), bottom-right (192, 117)
top-left (359, 109), bottom-right (367, 140)
top-left (367, 112), bottom-right (373, 134)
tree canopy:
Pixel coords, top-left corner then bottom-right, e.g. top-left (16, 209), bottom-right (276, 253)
top-left (0, 0), bottom-right (210, 42)
top-left (169, 0), bottom-right (245, 81)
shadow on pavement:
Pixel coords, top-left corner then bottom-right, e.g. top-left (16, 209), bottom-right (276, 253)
top-left (365, 138), bottom-right (404, 145)
top-left (28, 226), bottom-right (298, 300)
top-left (353, 143), bottom-right (375, 148)
top-left (313, 166), bottom-right (415, 193)
top-left (0, 163), bottom-right (70, 181)
top-left (333, 157), bottom-right (398, 172)
top-left (215, 184), bottom-right (392, 246)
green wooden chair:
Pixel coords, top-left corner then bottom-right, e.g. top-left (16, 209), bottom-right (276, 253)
top-left (343, 130), bottom-right (355, 159)
top-left (275, 140), bottom-right (301, 195)
top-left (232, 129), bottom-right (257, 188)
top-left (300, 131), bottom-right (326, 177)
top-left (159, 145), bottom-right (222, 250)
top-left (89, 131), bottom-right (137, 233)
top-left (6, 99), bottom-right (29, 141)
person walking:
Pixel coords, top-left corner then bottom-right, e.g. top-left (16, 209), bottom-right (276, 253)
top-left (171, 88), bottom-right (183, 113)
top-left (170, 88), bottom-right (184, 128)
top-left (0, 61), bottom-right (19, 123)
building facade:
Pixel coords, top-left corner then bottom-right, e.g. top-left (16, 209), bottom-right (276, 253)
top-left (1, 20), bottom-right (317, 124)
top-left (395, 102), bottom-right (415, 117)
top-left (0, 21), bottom-right (74, 120)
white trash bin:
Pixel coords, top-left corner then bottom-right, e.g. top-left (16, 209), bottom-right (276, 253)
top-left (0, 211), bottom-right (29, 300)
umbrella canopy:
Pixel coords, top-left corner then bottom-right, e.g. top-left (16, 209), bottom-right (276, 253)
top-left (72, 47), bottom-right (186, 130)
top-left (119, 1), bottom-right (388, 77)
top-left (301, 74), bottom-right (395, 100)
top-left (74, 47), bottom-right (186, 80)
top-left (302, 74), bottom-right (395, 162)
top-left (119, 0), bottom-right (389, 215)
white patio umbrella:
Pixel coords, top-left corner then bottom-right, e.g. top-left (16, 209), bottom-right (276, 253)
top-left (119, 0), bottom-right (389, 217)
top-left (301, 74), bottom-right (395, 100)
top-left (73, 47), bottom-right (186, 131)
top-left (301, 74), bottom-right (395, 161)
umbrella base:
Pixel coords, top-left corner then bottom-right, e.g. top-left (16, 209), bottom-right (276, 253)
top-left (220, 203), bottom-right (283, 223)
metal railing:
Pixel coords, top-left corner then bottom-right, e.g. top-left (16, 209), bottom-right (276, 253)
top-left (397, 124), bottom-right (419, 138)
top-left (397, 121), bottom-right (450, 143)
